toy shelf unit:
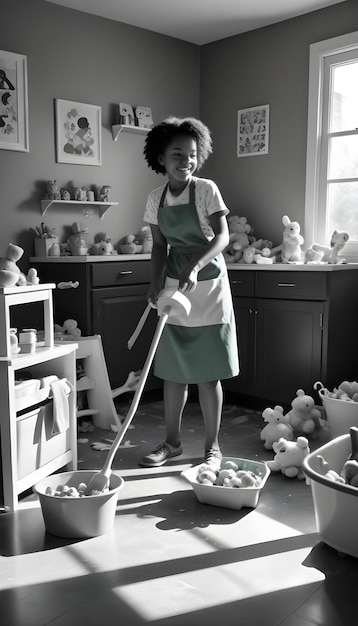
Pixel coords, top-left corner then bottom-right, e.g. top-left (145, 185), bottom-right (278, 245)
top-left (40, 199), bottom-right (119, 220)
top-left (112, 124), bottom-right (150, 141)
top-left (0, 284), bottom-right (77, 512)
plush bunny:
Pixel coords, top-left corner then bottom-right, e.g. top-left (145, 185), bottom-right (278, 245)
top-left (260, 405), bottom-right (294, 450)
top-left (280, 215), bottom-right (304, 263)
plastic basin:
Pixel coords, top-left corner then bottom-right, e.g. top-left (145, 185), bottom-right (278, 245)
top-left (33, 470), bottom-right (124, 538)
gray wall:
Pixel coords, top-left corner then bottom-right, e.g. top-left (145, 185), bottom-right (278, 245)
top-left (0, 0), bottom-right (200, 267)
top-left (200, 0), bottom-right (358, 247)
top-left (1, 0), bottom-right (358, 268)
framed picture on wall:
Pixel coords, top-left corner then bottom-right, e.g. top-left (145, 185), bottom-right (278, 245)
top-left (55, 99), bottom-right (102, 166)
top-left (0, 50), bottom-right (29, 152)
top-left (237, 104), bottom-right (269, 157)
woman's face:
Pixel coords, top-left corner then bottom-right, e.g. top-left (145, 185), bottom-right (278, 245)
top-left (158, 135), bottom-right (198, 188)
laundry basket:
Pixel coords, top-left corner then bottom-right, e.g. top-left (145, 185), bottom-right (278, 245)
top-left (303, 434), bottom-right (358, 557)
top-left (314, 381), bottom-right (358, 439)
top-left (34, 470), bottom-right (124, 538)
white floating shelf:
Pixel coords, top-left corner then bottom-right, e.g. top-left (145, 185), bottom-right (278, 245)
top-left (112, 124), bottom-right (150, 141)
top-left (40, 200), bottom-right (119, 219)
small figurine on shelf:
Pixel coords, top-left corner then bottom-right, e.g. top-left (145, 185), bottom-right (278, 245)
top-left (119, 103), bottom-right (135, 126)
top-left (60, 188), bottom-right (71, 200)
top-left (74, 187), bottom-right (87, 201)
top-left (67, 222), bottom-right (88, 256)
top-left (44, 180), bottom-right (61, 201)
top-left (99, 185), bottom-right (111, 202)
top-left (135, 106), bottom-right (153, 129)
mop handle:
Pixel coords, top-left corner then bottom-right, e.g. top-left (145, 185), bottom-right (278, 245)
top-left (103, 307), bottom-right (170, 471)
top-left (127, 303), bottom-right (153, 350)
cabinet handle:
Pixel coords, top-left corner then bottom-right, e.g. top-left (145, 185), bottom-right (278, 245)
top-left (118, 271), bottom-right (133, 275)
top-left (277, 283), bottom-right (296, 287)
top-left (231, 280), bottom-right (242, 284)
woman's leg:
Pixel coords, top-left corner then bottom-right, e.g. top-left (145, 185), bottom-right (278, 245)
top-left (197, 380), bottom-right (223, 453)
top-left (164, 379), bottom-right (188, 447)
top-left (139, 380), bottom-right (187, 466)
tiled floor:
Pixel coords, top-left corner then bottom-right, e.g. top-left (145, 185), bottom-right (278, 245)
top-left (0, 395), bottom-right (357, 626)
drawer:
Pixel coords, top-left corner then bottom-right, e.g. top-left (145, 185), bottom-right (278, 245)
top-left (91, 261), bottom-right (151, 287)
top-left (16, 402), bottom-right (70, 479)
top-left (255, 271), bottom-right (327, 300)
top-left (228, 271), bottom-right (255, 297)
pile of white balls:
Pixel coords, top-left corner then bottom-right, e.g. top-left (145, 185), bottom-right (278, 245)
top-left (196, 460), bottom-right (262, 488)
top-left (45, 483), bottom-right (109, 498)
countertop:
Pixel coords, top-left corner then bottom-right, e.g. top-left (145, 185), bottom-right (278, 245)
top-left (226, 262), bottom-right (358, 271)
top-left (30, 254), bottom-right (151, 263)
top-left (29, 255), bottom-right (358, 271)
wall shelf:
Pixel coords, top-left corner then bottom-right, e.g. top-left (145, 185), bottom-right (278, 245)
top-left (40, 200), bottom-right (119, 219)
top-left (111, 124), bottom-right (150, 141)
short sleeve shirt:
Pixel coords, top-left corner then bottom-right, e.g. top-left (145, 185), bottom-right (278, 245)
top-left (143, 176), bottom-right (229, 240)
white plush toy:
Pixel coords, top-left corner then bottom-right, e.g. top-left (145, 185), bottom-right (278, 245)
top-left (311, 230), bottom-right (349, 264)
top-left (267, 436), bottom-right (310, 479)
top-left (260, 405), bottom-right (294, 450)
top-left (280, 215), bottom-right (304, 263)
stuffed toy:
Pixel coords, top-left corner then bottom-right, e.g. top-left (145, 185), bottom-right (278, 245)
top-left (260, 405), bottom-right (294, 450)
top-left (311, 230), bottom-right (349, 264)
top-left (99, 185), bottom-right (111, 202)
top-left (267, 436), bottom-right (310, 479)
top-left (304, 247), bottom-right (325, 264)
top-left (280, 215), bottom-right (304, 263)
top-left (285, 388), bottom-right (322, 437)
top-left (223, 216), bottom-right (251, 263)
top-left (44, 179), bottom-right (61, 200)
top-left (0, 243), bottom-right (26, 287)
top-left (138, 226), bottom-right (153, 254)
top-left (254, 247), bottom-right (274, 264)
top-left (55, 318), bottom-right (81, 340)
top-left (119, 234), bottom-right (143, 254)
top-left (67, 222), bottom-right (88, 256)
top-left (238, 245), bottom-right (256, 264)
top-left (90, 234), bottom-right (116, 256)
top-left (0, 243), bottom-right (39, 288)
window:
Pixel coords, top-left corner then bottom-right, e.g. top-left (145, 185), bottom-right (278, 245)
top-left (305, 31), bottom-right (358, 260)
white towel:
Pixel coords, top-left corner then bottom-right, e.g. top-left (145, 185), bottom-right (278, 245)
top-left (50, 378), bottom-right (72, 434)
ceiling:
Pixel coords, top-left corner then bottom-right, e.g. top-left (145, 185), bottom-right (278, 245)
top-left (44, 0), bottom-right (347, 45)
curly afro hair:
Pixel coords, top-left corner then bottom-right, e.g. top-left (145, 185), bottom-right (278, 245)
top-left (144, 116), bottom-right (213, 174)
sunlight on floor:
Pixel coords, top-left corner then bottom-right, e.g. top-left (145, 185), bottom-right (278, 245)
top-left (115, 545), bottom-right (324, 621)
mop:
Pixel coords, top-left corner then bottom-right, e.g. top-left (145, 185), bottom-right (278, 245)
top-left (85, 287), bottom-right (191, 495)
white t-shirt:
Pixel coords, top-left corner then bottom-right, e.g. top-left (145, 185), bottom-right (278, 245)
top-left (143, 176), bottom-right (229, 240)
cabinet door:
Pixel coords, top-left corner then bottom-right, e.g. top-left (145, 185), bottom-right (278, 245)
top-left (92, 285), bottom-right (160, 390)
top-left (255, 298), bottom-right (323, 405)
top-left (224, 296), bottom-right (255, 396)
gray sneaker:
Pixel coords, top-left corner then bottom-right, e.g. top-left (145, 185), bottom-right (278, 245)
top-left (203, 448), bottom-right (222, 472)
top-left (140, 442), bottom-right (183, 467)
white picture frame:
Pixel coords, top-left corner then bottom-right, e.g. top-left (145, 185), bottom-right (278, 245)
top-left (237, 104), bottom-right (269, 157)
top-left (55, 99), bottom-right (102, 166)
top-left (0, 50), bottom-right (29, 152)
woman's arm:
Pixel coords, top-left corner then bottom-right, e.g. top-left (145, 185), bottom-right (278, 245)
top-left (179, 210), bottom-right (229, 292)
top-left (148, 224), bottom-right (168, 304)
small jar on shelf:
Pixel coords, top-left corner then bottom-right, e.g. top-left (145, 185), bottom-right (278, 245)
top-left (18, 328), bottom-right (37, 354)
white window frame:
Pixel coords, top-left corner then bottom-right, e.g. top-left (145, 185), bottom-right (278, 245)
top-left (305, 30), bottom-right (358, 261)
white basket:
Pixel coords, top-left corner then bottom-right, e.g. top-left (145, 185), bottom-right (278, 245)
top-left (314, 381), bottom-right (358, 439)
top-left (33, 471), bottom-right (124, 538)
top-left (181, 457), bottom-right (270, 510)
top-left (303, 434), bottom-right (358, 557)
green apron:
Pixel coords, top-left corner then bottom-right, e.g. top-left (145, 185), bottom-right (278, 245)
top-left (154, 180), bottom-right (239, 383)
